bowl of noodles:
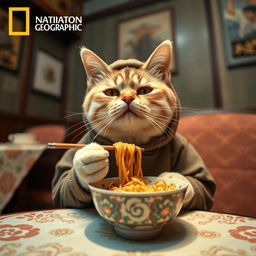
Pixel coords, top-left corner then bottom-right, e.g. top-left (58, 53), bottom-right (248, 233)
top-left (88, 142), bottom-right (188, 239)
top-left (89, 175), bottom-right (188, 240)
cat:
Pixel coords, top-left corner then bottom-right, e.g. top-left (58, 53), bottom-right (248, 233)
top-left (80, 40), bottom-right (180, 146)
top-left (52, 40), bottom-right (215, 210)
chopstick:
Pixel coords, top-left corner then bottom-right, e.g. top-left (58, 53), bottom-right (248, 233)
top-left (48, 142), bottom-right (116, 150)
top-left (48, 142), bottom-right (144, 151)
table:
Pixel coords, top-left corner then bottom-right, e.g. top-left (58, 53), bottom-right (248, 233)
top-left (0, 208), bottom-right (255, 255)
top-left (0, 144), bottom-right (46, 212)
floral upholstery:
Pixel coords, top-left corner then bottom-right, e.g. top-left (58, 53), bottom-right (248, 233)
top-left (177, 112), bottom-right (256, 217)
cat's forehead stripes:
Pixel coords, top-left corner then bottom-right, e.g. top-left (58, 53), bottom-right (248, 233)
top-left (116, 75), bottom-right (124, 86)
top-left (111, 68), bottom-right (146, 89)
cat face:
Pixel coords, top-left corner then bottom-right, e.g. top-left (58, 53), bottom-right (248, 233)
top-left (80, 40), bottom-right (177, 144)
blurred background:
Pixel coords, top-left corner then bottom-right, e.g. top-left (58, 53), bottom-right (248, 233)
top-left (0, 0), bottom-right (255, 213)
top-left (0, 0), bottom-right (255, 142)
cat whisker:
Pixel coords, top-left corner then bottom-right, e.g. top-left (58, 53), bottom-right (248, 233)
top-left (148, 112), bottom-right (172, 120)
top-left (144, 112), bottom-right (176, 138)
top-left (65, 123), bottom-right (87, 143)
top-left (62, 112), bottom-right (84, 119)
top-left (143, 111), bottom-right (170, 123)
top-left (144, 115), bottom-right (163, 135)
top-left (91, 117), bottom-right (115, 141)
top-left (70, 128), bottom-right (88, 143)
top-left (150, 106), bottom-right (172, 110)
top-left (144, 113), bottom-right (167, 132)
top-left (147, 115), bottom-right (176, 138)
top-left (101, 118), bottom-right (115, 138)
top-left (150, 105), bottom-right (201, 115)
top-left (66, 126), bottom-right (87, 143)
top-left (174, 106), bottom-right (202, 115)
top-left (81, 122), bottom-right (106, 142)
top-left (65, 121), bottom-right (86, 135)
top-left (93, 111), bottom-right (112, 117)
top-left (89, 115), bottom-right (114, 129)
top-left (85, 114), bottom-right (114, 133)
top-left (82, 114), bottom-right (116, 129)
top-left (147, 111), bottom-right (179, 122)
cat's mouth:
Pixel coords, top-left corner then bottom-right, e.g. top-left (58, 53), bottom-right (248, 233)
top-left (117, 109), bottom-right (140, 119)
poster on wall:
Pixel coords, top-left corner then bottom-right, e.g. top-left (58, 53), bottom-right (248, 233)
top-left (219, 0), bottom-right (256, 67)
top-left (32, 50), bottom-right (63, 98)
top-left (117, 9), bottom-right (177, 73)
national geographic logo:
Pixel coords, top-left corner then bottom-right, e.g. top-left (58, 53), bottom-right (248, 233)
top-left (8, 7), bottom-right (83, 36)
top-left (8, 7), bottom-right (30, 36)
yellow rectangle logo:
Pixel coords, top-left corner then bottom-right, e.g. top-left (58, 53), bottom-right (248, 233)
top-left (9, 7), bottom-right (30, 36)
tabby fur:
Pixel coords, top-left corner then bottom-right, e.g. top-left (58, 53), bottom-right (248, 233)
top-left (80, 40), bottom-right (180, 146)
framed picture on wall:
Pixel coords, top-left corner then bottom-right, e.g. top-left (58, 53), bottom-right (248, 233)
top-left (219, 0), bottom-right (256, 67)
top-left (117, 9), bottom-right (177, 73)
top-left (0, 8), bottom-right (23, 71)
top-left (32, 50), bottom-right (64, 98)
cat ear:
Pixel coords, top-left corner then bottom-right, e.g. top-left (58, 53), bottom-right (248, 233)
top-left (80, 47), bottom-right (111, 84)
top-left (143, 40), bottom-right (172, 80)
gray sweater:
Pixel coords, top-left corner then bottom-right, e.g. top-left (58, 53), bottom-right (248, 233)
top-left (52, 132), bottom-right (216, 210)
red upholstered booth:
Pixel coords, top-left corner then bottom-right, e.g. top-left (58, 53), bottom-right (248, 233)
top-left (178, 112), bottom-right (256, 217)
top-left (3, 124), bottom-right (67, 213)
top-left (26, 124), bottom-right (66, 144)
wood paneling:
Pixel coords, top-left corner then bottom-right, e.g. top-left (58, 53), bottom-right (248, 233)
top-left (0, 112), bottom-right (22, 142)
top-left (204, 0), bottom-right (223, 108)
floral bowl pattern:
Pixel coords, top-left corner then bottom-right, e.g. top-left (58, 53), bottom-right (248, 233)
top-left (88, 176), bottom-right (188, 240)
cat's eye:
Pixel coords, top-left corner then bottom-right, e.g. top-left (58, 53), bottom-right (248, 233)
top-left (104, 89), bottom-right (120, 97)
top-left (137, 86), bottom-right (153, 95)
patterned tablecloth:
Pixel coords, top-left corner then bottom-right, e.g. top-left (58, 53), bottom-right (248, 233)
top-left (0, 144), bottom-right (46, 212)
top-left (0, 208), bottom-right (255, 256)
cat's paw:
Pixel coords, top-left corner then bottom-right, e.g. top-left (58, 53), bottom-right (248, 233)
top-left (159, 172), bottom-right (194, 207)
top-left (73, 143), bottom-right (109, 188)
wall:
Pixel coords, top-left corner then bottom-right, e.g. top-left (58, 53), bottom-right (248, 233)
top-left (1, 0), bottom-right (255, 141)
top-left (210, 0), bottom-right (256, 109)
top-left (25, 32), bottom-right (65, 119)
top-left (67, 0), bottom-right (256, 116)
top-left (84, 0), bottom-right (134, 16)
top-left (0, 3), bottom-right (75, 142)
top-left (0, 31), bottom-right (64, 120)
top-left (67, 0), bottom-right (215, 116)
top-left (0, 67), bottom-right (21, 113)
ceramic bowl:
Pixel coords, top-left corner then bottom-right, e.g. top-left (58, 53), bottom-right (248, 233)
top-left (88, 176), bottom-right (188, 240)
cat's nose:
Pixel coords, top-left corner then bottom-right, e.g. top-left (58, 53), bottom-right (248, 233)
top-left (121, 95), bottom-right (135, 104)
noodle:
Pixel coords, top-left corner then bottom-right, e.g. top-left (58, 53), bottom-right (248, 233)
top-left (110, 142), bottom-right (176, 192)
top-left (113, 142), bottom-right (143, 186)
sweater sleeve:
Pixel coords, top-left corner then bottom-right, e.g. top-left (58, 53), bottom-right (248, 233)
top-left (51, 137), bottom-right (93, 208)
top-left (172, 133), bottom-right (216, 210)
